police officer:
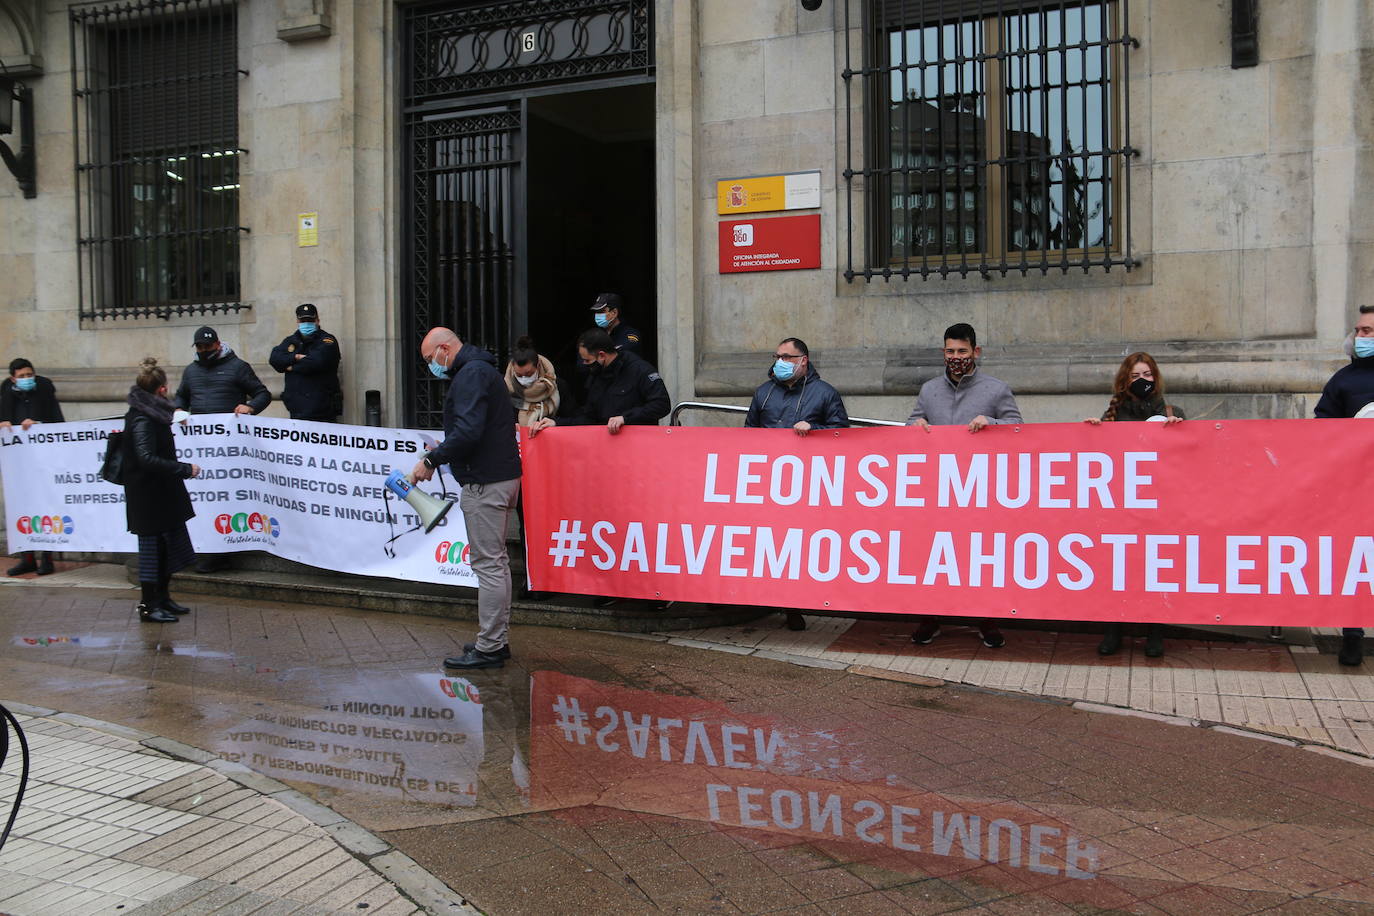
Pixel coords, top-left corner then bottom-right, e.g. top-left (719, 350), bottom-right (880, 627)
top-left (269, 303), bottom-right (343, 422)
top-left (589, 293), bottom-right (642, 356)
top-left (531, 327), bottom-right (669, 437)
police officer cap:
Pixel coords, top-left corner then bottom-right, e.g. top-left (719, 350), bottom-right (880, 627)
top-left (296, 302), bottom-right (319, 321)
top-left (193, 326), bottom-right (218, 346)
top-left (591, 293), bottom-right (622, 312)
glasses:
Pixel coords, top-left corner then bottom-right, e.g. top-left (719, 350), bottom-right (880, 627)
top-left (773, 353), bottom-right (804, 361)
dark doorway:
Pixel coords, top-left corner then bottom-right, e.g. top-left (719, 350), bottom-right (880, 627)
top-left (524, 83), bottom-right (656, 387)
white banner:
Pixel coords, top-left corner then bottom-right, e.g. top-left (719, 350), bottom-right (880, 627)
top-left (0, 416), bottom-right (482, 588)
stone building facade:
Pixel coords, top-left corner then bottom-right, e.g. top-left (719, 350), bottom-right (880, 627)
top-left (0, 0), bottom-right (1369, 427)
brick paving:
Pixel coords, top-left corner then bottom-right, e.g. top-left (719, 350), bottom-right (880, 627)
top-left (3, 567), bottom-right (1374, 913)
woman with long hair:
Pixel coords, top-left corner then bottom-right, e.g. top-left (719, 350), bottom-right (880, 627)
top-left (1085, 352), bottom-right (1184, 657)
top-left (122, 358), bottom-right (202, 623)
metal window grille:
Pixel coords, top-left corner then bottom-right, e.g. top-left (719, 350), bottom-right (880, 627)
top-left (843, 0), bottom-right (1138, 281)
top-left (70, 0), bottom-right (248, 321)
top-left (405, 0), bottom-right (653, 104)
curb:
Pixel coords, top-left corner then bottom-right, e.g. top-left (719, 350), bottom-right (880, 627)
top-left (625, 634), bottom-right (1374, 765)
top-left (3, 702), bottom-right (479, 916)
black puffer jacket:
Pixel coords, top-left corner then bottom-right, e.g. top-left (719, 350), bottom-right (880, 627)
top-left (560, 350), bottom-right (670, 427)
top-left (427, 345), bottom-right (522, 485)
top-left (174, 346), bottom-right (271, 415)
top-left (0, 376), bottom-right (64, 425)
top-left (745, 364), bottom-right (849, 430)
top-left (122, 409), bottom-right (195, 536)
top-left (1315, 355), bottom-right (1374, 418)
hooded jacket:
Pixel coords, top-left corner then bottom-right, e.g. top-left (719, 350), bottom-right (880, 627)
top-left (1315, 354), bottom-right (1374, 418)
top-left (744, 363), bottom-right (849, 430)
top-left (174, 345), bottom-right (272, 415)
top-left (427, 345), bottom-right (521, 485)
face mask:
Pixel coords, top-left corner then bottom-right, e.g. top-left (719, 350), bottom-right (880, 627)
top-left (197, 348), bottom-right (218, 364)
top-left (515, 374), bottom-right (537, 388)
top-left (594, 312), bottom-right (610, 329)
top-left (1128, 377), bottom-right (1156, 400)
top-left (298, 323), bottom-right (317, 336)
top-left (945, 355), bottom-right (976, 376)
top-left (584, 359), bottom-right (603, 375)
top-left (13, 376), bottom-right (35, 392)
top-left (772, 359), bottom-right (796, 381)
top-left (1355, 338), bottom-right (1374, 359)
top-left (428, 354), bottom-right (449, 379)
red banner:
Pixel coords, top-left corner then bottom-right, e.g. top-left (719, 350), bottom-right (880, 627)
top-left (522, 421), bottom-right (1373, 626)
top-left (718, 214), bottom-right (821, 273)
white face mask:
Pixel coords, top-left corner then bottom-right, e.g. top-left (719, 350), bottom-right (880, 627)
top-left (515, 374), bottom-right (538, 388)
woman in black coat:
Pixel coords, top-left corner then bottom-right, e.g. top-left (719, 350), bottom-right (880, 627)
top-left (123, 358), bottom-right (202, 623)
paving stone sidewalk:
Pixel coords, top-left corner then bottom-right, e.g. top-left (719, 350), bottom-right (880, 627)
top-left (660, 615), bottom-right (1374, 759)
top-left (0, 705), bottom-right (472, 916)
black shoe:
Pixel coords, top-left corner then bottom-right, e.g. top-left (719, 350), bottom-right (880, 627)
top-left (461, 642), bottom-right (511, 660)
top-left (1097, 626), bottom-right (1123, 656)
top-left (444, 648), bottom-right (505, 669)
top-left (6, 558), bottom-right (37, 577)
top-left (35, 558), bottom-right (55, 576)
top-left (979, 625), bottom-right (1006, 649)
top-left (785, 611), bottom-right (806, 631)
top-left (1340, 633), bottom-right (1364, 667)
top-left (138, 603), bottom-right (178, 623)
top-left (160, 597), bottom-right (192, 615)
top-left (1144, 628), bottom-right (1165, 658)
top-left (911, 621), bottom-right (941, 645)
top-left (593, 596), bottom-right (621, 608)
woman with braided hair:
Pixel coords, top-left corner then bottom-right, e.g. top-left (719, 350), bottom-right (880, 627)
top-left (1084, 352), bottom-right (1185, 657)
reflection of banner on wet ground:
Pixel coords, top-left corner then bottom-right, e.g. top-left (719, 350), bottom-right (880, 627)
top-left (215, 672), bottom-right (485, 806)
top-left (0, 416), bottom-right (477, 588)
top-left (530, 671), bottom-right (1097, 884)
top-left (524, 422), bottom-right (1374, 625)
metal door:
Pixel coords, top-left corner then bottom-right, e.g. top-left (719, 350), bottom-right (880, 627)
top-left (404, 104), bottom-right (523, 429)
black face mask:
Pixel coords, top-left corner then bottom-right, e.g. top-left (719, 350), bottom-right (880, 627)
top-left (1128, 377), bottom-right (1156, 400)
top-left (197, 349), bottom-right (217, 364)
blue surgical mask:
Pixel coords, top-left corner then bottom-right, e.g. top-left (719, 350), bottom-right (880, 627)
top-left (594, 312), bottom-right (610, 329)
top-left (1356, 338), bottom-right (1374, 359)
top-left (772, 359), bottom-right (795, 381)
top-left (298, 323), bottom-right (317, 336)
top-left (428, 358), bottom-right (449, 379)
top-left (13, 376), bottom-right (35, 392)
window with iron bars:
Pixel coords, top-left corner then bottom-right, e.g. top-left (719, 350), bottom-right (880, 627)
top-left (70, 0), bottom-right (247, 321)
top-left (844, 0), bottom-right (1137, 280)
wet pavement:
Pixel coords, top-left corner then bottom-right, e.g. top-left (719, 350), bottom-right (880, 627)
top-left (2, 569), bottom-right (1374, 913)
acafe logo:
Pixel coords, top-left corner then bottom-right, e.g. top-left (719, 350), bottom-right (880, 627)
top-left (435, 540), bottom-right (472, 567)
top-left (214, 511), bottom-right (281, 537)
top-left (438, 677), bottom-right (482, 704)
top-left (16, 514), bottom-right (75, 536)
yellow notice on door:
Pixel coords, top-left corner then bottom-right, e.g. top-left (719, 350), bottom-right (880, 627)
top-left (298, 212), bottom-right (319, 247)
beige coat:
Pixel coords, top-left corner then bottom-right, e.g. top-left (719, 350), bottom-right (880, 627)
top-left (504, 355), bottom-right (560, 427)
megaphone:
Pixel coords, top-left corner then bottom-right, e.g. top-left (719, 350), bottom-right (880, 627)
top-left (384, 469), bottom-right (456, 534)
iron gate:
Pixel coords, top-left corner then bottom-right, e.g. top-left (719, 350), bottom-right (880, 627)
top-left (400, 0), bottom-right (653, 428)
top-left (405, 105), bottom-right (522, 429)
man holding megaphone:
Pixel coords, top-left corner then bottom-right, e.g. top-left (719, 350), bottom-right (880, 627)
top-left (412, 328), bottom-right (522, 669)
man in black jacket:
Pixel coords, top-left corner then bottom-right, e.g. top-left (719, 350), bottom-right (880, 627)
top-left (412, 328), bottom-right (521, 670)
top-left (175, 326), bottom-right (270, 572)
top-left (744, 337), bottom-right (849, 436)
top-left (531, 328), bottom-right (669, 436)
top-left (174, 326), bottom-right (271, 417)
top-left (269, 303), bottom-right (343, 421)
top-left (1316, 304), bottom-right (1374, 666)
top-left (2, 358), bottom-right (64, 576)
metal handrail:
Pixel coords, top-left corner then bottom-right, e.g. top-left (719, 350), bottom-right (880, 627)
top-left (670, 401), bottom-right (904, 428)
